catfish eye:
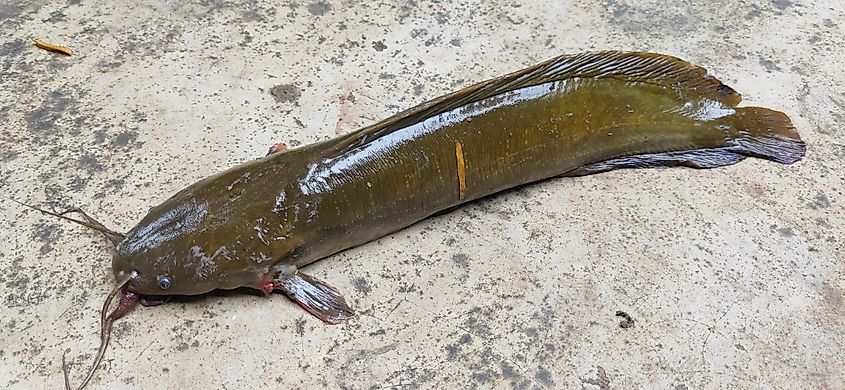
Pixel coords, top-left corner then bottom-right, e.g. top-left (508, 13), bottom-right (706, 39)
top-left (158, 276), bottom-right (171, 290)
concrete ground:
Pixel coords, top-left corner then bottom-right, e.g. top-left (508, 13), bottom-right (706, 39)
top-left (1, 0), bottom-right (842, 389)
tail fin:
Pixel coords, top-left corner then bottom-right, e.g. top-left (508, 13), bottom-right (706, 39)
top-left (729, 107), bottom-right (805, 164)
top-left (561, 106), bottom-right (805, 177)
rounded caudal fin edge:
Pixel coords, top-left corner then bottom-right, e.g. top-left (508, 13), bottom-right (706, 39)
top-left (731, 107), bottom-right (806, 164)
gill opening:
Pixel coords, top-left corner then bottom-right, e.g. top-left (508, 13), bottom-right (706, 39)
top-left (63, 271), bottom-right (139, 390)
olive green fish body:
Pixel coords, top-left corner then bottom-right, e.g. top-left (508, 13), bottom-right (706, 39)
top-left (113, 51), bottom-right (804, 321)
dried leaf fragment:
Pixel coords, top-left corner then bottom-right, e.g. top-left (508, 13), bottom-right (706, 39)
top-left (33, 39), bottom-right (73, 56)
top-left (455, 140), bottom-right (467, 200)
top-left (266, 142), bottom-right (288, 156)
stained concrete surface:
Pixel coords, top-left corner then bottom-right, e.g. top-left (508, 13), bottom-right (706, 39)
top-left (0, 0), bottom-right (843, 388)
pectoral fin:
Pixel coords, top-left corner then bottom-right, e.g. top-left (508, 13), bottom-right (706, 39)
top-left (275, 270), bottom-right (353, 324)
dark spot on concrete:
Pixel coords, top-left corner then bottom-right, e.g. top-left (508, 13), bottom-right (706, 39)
top-left (113, 130), bottom-right (139, 147)
top-left (810, 193), bottom-right (830, 209)
top-left (241, 30), bottom-right (253, 46)
top-left (445, 344), bottom-right (460, 361)
top-left (452, 253), bottom-right (469, 268)
top-left (93, 130), bottom-right (107, 144)
top-left (295, 318), bottom-right (306, 336)
top-left (105, 178), bottom-right (125, 190)
top-left (822, 283), bottom-right (844, 311)
top-left (0, 38), bottom-right (26, 58)
top-left (77, 154), bottom-right (102, 173)
top-left (535, 368), bottom-right (553, 386)
top-left (269, 84), bottom-right (301, 104)
top-left (772, 0), bottom-right (792, 10)
top-left (788, 65), bottom-right (804, 75)
top-left (776, 226), bottom-right (794, 237)
top-left (449, 38), bottom-right (461, 47)
top-left (45, 10), bottom-right (66, 23)
top-left (408, 254), bottom-right (425, 265)
top-left (307, 1), bottom-right (331, 16)
top-left (176, 342), bottom-right (189, 352)
top-left (833, 144), bottom-right (845, 160)
top-left (471, 371), bottom-right (493, 383)
top-left (114, 322), bottom-right (133, 337)
top-left (397, 281), bottom-right (418, 293)
top-left (397, 0), bottom-right (417, 22)
top-left (601, 1), bottom-right (698, 36)
top-left (735, 343), bottom-right (747, 351)
top-left (411, 28), bottom-right (427, 39)
top-left (446, 333), bottom-right (473, 361)
top-left (423, 11), bottom-right (443, 25)
top-left (500, 361), bottom-right (518, 379)
top-left (372, 40), bottom-right (387, 52)
top-left (5, 274), bottom-right (31, 296)
top-left (464, 306), bottom-right (495, 339)
top-left (0, 4), bottom-right (24, 28)
top-left (759, 58), bottom-right (781, 73)
top-left (608, 1), bottom-right (629, 17)
top-left (458, 333), bottom-right (472, 345)
top-left (353, 276), bottom-right (371, 295)
top-left (2, 150), bottom-right (17, 162)
top-left (412, 83), bottom-right (424, 96)
top-left (745, 6), bottom-right (762, 19)
top-left (33, 223), bottom-right (63, 255)
top-left (823, 19), bottom-right (836, 28)
top-left (25, 90), bottom-right (78, 136)
top-left (67, 175), bottom-right (87, 191)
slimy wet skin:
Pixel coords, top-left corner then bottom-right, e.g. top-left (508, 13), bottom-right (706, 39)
top-left (36, 51), bottom-right (803, 389)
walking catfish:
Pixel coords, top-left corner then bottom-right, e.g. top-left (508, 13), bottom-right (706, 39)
top-left (22, 51), bottom-right (804, 388)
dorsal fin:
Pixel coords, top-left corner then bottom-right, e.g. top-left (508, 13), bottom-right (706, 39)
top-left (325, 51), bottom-right (742, 156)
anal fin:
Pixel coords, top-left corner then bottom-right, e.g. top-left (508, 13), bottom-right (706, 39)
top-left (562, 147), bottom-right (745, 177)
top-left (275, 270), bottom-right (353, 324)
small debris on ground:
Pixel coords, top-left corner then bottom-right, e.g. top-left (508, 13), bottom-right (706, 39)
top-left (33, 39), bottom-right (73, 55)
top-left (615, 310), bottom-right (634, 328)
top-left (269, 84), bottom-right (301, 104)
top-left (266, 143), bottom-right (288, 155)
